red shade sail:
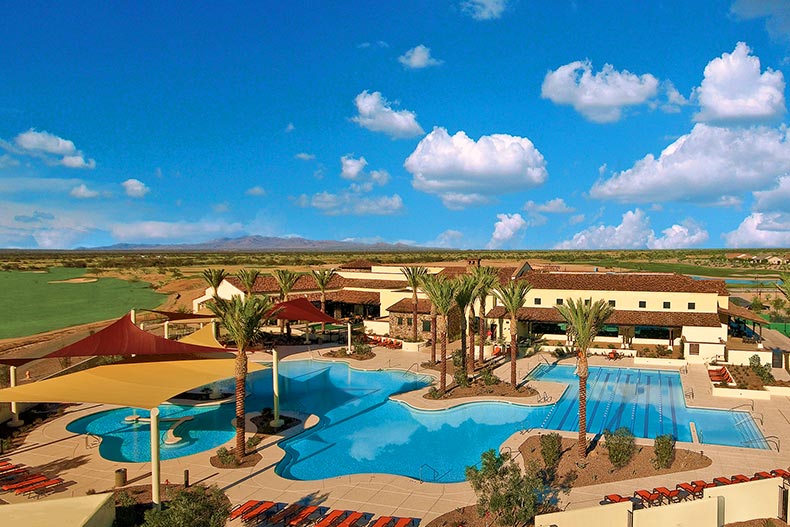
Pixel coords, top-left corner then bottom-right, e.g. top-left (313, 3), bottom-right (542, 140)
top-left (269, 298), bottom-right (340, 324)
top-left (43, 314), bottom-right (229, 359)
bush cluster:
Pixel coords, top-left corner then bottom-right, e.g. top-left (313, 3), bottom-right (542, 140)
top-left (653, 434), bottom-right (675, 469)
top-left (215, 447), bottom-right (236, 466)
top-left (539, 433), bottom-right (562, 470)
top-left (452, 350), bottom-right (470, 387)
top-left (604, 427), bottom-right (636, 468)
top-left (749, 354), bottom-right (775, 384)
top-left (142, 485), bottom-right (230, 527)
top-left (479, 366), bottom-right (500, 386)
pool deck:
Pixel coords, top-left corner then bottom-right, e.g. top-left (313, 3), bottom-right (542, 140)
top-left (4, 331), bottom-right (790, 523)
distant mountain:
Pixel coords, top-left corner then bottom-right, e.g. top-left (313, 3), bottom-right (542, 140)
top-left (82, 235), bottom-right (426, 252)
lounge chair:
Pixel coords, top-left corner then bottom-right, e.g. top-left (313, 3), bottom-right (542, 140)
top-left (691, 479), bottom-right (717, 489)
top-left (607, 350), bottom-right (620, 360)
top-left (2, 474), bottom-right (46, 492)
top-left (0, 468), bottom-right (28, 481)
top-left (267, 503), bottom-right (305, 525)
top-left (241, 501), bottom-right (277, 524)
top-left (288, 505), bottom-right (326, 526)
top-left (654, 487), bottom-right (682, 503)
top-left (229, 500), bottom-right (260, 521)
top-left (771, 468), bottom-right (790, 480)
top-left (0, 463), bottom-right (20, 473)
top-left (17, 477), bottom-right (63, 496)
top-left (602, 494), bottom-right (631, 504)
top-left (369, 517), bottom-right (395, 527)
top-left (713, 477), bottom-right (732, 486)
top-left (753, 471), bottom-right (774, 480)
top-left (391, 519), bottom-right (418, 527)
top-left (314, 510), bottom-right (350, 527)
top-left (676, 482), bottom-right (704, 499)
top-left (731, 474), bottom-right (750, 483)
top-left (634, 489), bottom-right (662, 507)
top-left (335, 511), bottom-right (369, 527)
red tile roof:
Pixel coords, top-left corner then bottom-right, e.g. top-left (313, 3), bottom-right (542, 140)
top-left (520, 271), bottom-right (728, 294)
top-left (486, 306), bottom-right (721, 327)
top-left (225, 273), bottom-right (346, 295)
top-left (719, 301), bottom-right (765, 324)
top-left (386, 298), bottom-right (433, 314)
top-left (292, 290), bottom-right (380, 305)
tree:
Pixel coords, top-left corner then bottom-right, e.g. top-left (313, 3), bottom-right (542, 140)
top-left (555, 298), bottom-right (613, 458)
top-left (777, 272), bottom-right (790, 303)
top-left (201, 268), bottom-right (229, 298)
top-left (311, 268), bottom-right (337, 333)
top-left (401, 266), bottom-right (428, 342)
top-left (142, 485), bottom-right (230, 527)
top-left (206, 294), bottom-right (274, 462)
top-left (419, 274), bottom-right (439, 363)
top-left (235, 268), bottom-right (261, 298)
top-left (493, 280), bottom-right (531, 388)
top-left (420, 275), bottom-right (456, 393)
top-left (453, 274), bottom-right (478, 376)
top-left (273, 269), bottom-right (300, 333)
top-left (473, 266), bottom-right (499, 365)
top-left (465, 449), bottom-right (544, 527)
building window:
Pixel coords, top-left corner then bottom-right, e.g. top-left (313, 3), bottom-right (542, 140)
top-left (689, 343), bottom-right (700, 355)
top-left (534, 298), bottom-right (541, 305)
top-left (638, 300), bottom-right (646, 308)
top-left (422, 320), bottom-right (431, 332)
top-left (407, 317), bottom-right (413, 326)
top-left (608, 300), bottom-right (616, 307)
top-left (397, 317), bottom-right (403, 325)
top-left (556, 298), bottom-right (563, 305)
top-left (663, 301), bottom-right (671, 309)
top-left (688, 302), bottom-right (695, 310)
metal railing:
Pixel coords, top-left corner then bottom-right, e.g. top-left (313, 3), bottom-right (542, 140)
top-left (685, 387), bottom-right (694, 400)
top-left (419, 463), bottom-right (439, 483)
top-left (729, 400), bottom-right (754, 412)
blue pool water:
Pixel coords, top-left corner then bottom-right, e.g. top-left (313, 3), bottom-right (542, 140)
top-left (68, 360), bottom-right (768, 482)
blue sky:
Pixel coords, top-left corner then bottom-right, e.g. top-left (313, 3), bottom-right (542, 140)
top-left (3, 1), bottom-right (790, 250)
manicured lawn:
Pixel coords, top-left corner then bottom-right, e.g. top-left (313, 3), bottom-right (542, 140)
top-left (0, 268), bottom-right (165, 338)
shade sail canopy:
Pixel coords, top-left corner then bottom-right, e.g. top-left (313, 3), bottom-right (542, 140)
top-left (45, 314), bottom-right (230, 359)
top-left (178, 324), bottom-right (224, 348)
top-left (0, 359), bottom-right (266, 409)
top-left (270, 297), bottom-right (340, 324)
top-left (139, 309), bottom-right (216, 321)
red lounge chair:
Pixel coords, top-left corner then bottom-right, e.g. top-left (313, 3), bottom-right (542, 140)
top-left (634, 489), bottom-right (662, 507)
top-left (603, 494), bottom-right (631, 504)
top-left (691, 479), bottom-right (716, 489)
top-left (676, 482), bottom-right (704, 499)
top-left (2, 474), bottom-right (46, 492)
top-left (314, 510), bottom-right (349, 527)
top-left (241, 501), bottom-right (276, 524)
top-left (17, 477), bottom-right (63, 496)
top-left (731, 474), bottom-right (750, 483)
top-left (391, 519), bottom-right (417, 527)
top-left (713, 477), bottom-right (732, 486)
top-left (229, 500), bottom-right (260, 521)
top-left (753, 471), bottom-right (774, 480)
top-left (0, 468), bottom-right (28, 480)
top-left (0, 464), bottom-right (20, 473)
top-left (288, 505), bottom-right (323, 526)
top-left (369, 517), bottom-right (395, 527)
top-left (654, 487), bottom-right (682, 503)
top-left (607, 350), bottom-right (620, 360)
top-left (336, 511), bottom-right (367, 527)
top-left (771, 468), bottom-right (790, 479)
top-left (268, 504), bottom-right (305, 525)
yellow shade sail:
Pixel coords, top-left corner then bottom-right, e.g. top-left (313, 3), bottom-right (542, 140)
top-left (178, 323), bottom-right (224, 348)
top-left (0, 359), bottom-right (266, 409)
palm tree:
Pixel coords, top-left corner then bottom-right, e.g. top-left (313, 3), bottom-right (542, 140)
top-left (555, 298), bottom-right (614, 458)
top-left (453, 274), bottom-right (477, 376)
top-left (473, 266), bottom-right (499, 365)
top-left (421, 275), bottom-right (456, 394)
top-left (493, 280), bottom-right (531, 388)
top-left (419, 274), bottom-right (440, 363)
top-left (236, 268), bottom-right (261, 298)
top-left (311, 268), bottom-right (337, 333)
top-left (401, 266), bottom-right (428, 342)
top-left (202, 268), bottom-right (229, 298)
top-left (777, 272), bottom-right (790, 301)
top-left (273, 269), bottom-right (300, 333)
top-left (206, 294), bottom-right (274, 463)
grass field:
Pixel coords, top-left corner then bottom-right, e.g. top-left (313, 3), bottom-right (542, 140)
top-left (0, 268), bottom-right (165, 339)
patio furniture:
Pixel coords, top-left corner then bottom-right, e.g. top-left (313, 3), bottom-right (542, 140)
top-left (654, 486), bottom-right (682, 503)
top-left (17, 477), bottom-right (63, 497)
top-left (771, 468), bottom-right (790, 480)
top-left (602, 494), bottom-right (631, 504)
top-left (731, 474), bottom-right (751, 483)
top-left (369, 517), bottom-right (395, 527)
top-left (753, 471), bottom-right (774, 480)
top-left (391, 518), bottom-right (418, 527)
top-left (607, 350), bottom-right (621, 360)
top-left (713, 477), bottom-right (732, 486)
top-left (268, 503), bottom-right (305, 525)
top-left (229, 500), bottom-right (260, 521)
top-left (335, 511), bottom-right (369, 527)
top-left (1, 474), bottom-right (46, 492)
top-left (241, 501), bottom-right (277, 524)
top-left (288, 505), bottom-right (326, 526)
top-left (0, 468), bottom-right (28, 481)
top-left (676, 482), bottom-right (704, 499)
top-left (691, 479), bottom-right (717, 489)
top-left (634, 489), bottom-right (662, 507)
top-left (314, 510), bottom-right (350, 527)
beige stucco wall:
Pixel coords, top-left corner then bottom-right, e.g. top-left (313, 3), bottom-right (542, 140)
top-left (3, 492), bottom-right (115, 527)
top-left (379, 290), bottom-right (415, 317)
top-left (704, 478), bottom-right (782, 524)
top-left (535, 500), bottom-right (632, 527)
top-left (632, 495), bottom-right (721, 527)
top-left (523, 288), bottom-right (720, 313)
top-left (728, 349), bottom-right (772, 367)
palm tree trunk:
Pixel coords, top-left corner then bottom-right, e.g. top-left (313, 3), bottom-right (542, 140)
top-left (467, 312), bottom-right (475, 376)
top-left (459, 316), bottom-right (467, 374)
top-left (510, 317), bottom-right (517, 388)
top-left (440, 326), bottom-right (447, 394)
top-left (578, 374), bottom-right (588, 458)
top-left (234, 350), bottom-right (247, 462)
top-left (430, 308), bottom-right (437, 363)
top-left (320, 294), bottom-right (327, 333)
top-left (478, 296), bottom-right (486, 364)
top-left (412, 292), bottom-right (419, 342)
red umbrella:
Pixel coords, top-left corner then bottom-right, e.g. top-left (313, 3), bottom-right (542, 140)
top-left (268, 297), bottom-right (339, 324)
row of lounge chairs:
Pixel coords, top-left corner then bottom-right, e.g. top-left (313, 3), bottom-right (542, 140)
top-left (0, 460), bottom-right (64, 498)
top-left (228, 499), bottom-right (419, 527)
top-left (366, 336), bottom-right (402, 349)
top-left (603, 468), bottom-right (790, 507)
top-left (708, 366), bottom-right (732, 384)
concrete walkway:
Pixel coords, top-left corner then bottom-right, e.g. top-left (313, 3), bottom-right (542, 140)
top-left (3, 342), bottom-right (790, 523)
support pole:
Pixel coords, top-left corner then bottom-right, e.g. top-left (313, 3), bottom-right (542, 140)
top-left (130, 309), bottom-right (136, 325)
top-left (150, 407), bottom-right (161, 509)
top-left (164, 321), bottom-right (170, 340)
top-left (8, 367), bottom-right (22, 427)
top-left (347, 323), bottom-right (352, 355)
top-left (270, 349), bottom-right (284, 428)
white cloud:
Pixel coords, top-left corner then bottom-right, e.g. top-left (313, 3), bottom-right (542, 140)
top-left (70, 184), bottom-right (99, 199)
top-left (0, 177), bottom-right (81, 194)
top-left (0, 154), bottom-right (19, 168)
top-left (246, 186), bottom-right (266, 196)
top-left (285, 123), bottom-right (295, 133)
top-left (541, 61), bottom-right (659, 123)
top-left (111, 219), bottom-right (245, 242)
top-left (661, 81), bottom-right (689, 113)
top-left (122, 178), bottom-right (150, 198)
top-left (694, 42), bottom-right (785, 123)
top-left (590, 123), bottom-right (790, 202)
top-left (370, 169), bottom-right (390, 185)
top-left (731, 1), bottom-right (790, 42)
top-left (398, 45), bottom-right (443, 69)
top-left (428, 229), bottom-right (463, 248)
top-left (439, 192), bottom-right (492, 210)
top-left (405, 127), bottom-right (547, 209)
top-left (524, 198), bottom-right (574, 213)
top-left (341, 155), bottom-right (368, 180)
top-left (723, 212), bottom-right (790, 247)
top-left (351, 91), bottom-right (424, 139)
top-left (295, 152), bottom-right (315, 161)
top-left (296, 192), bottom-right (404, 216)
top-left (461, 0), bottom-right (507, 20)
top-left (487, 213), bottom-right (527, 248)
top-left (555, 209), bottom-right (709, 250)
top-left (753, 175), bottom-right (790, 211)
top-left (10, 129), bottom-right (95, 169)
top-left (568, 214), bottom-right (585, 225)
top-left (213, 202), bottom-right (229, 213)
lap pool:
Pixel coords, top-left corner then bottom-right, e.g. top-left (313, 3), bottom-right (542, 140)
top-left (67, 360), bottom-right (767, 482)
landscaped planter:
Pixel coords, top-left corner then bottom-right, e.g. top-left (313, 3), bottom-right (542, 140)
top-left (765, 385), bottom-right (790, 397)
top-left (711, 386), bottom-right (771, 400)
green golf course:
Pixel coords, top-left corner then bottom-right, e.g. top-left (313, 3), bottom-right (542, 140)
top-left (0, 268), bottom-right (165, 339)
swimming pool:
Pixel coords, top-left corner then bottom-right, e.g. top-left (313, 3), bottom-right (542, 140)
top-left (68, 360), bottom-right (767, 481)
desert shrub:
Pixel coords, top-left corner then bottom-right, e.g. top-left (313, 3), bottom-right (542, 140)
top-left (539, 432), bottom-right (562, 470)
top-left (246, 435), bottom-right (262, 450)
top-left (427, 386), bottom-right (441, 399)
top-left (352, 342), bottom-right (373, 357)
top-left (653, 434), bottom-right (675, 469)
top-left (480, 366), bottom-right (500, 386)
top-left (749, 354), bottom-right (775, 384)
top-left (604, 427), bottom-right (636, 468)
top-left (655, 345), bottom-right (671, 357)
top-left (141, 485), bottom-right (230, 527)
top-left (215, 447), bottom-right (236, 466)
